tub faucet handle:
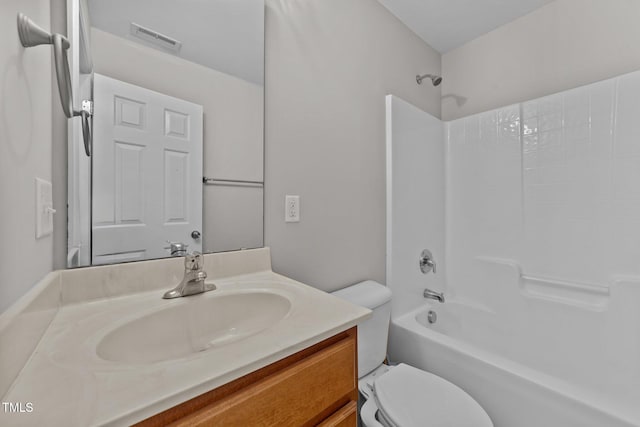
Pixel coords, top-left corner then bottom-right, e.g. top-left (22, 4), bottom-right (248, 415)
top-left (419, 249), bottom-right (436, 274)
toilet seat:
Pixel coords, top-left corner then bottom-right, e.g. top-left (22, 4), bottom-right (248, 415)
top-left (361, 364), bottom-right (493, 427)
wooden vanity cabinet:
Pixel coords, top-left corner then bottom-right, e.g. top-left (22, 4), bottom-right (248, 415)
top-left (135, 327), bottom-right (358, 427)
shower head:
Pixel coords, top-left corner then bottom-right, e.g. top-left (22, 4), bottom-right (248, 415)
top-left (416, 74), bottom-right (443, 86)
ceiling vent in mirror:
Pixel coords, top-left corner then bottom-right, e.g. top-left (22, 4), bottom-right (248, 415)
top-left (130, 22), bottom-right (182, 53)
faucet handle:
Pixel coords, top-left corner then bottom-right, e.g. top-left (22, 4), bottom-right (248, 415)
top-left (427, 259), bottom-right (436, 274)
top-left (184, 251), bottom-right (204, 271)
top-left (419, 249), bottom-right (436, 274)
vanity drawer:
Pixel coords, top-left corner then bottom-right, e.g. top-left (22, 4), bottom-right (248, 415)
top-left (317, 401), bottom-right (357, 427)
top-left (138, 328), bottom-right (357, 427)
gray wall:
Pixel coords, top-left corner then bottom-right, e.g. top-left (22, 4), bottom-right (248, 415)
top-left (0, 0), bottom-right (57, 312)
top-left (264, 0), bottom-right (441, 292)
top-left (442, 0), bottom-right (640, 120)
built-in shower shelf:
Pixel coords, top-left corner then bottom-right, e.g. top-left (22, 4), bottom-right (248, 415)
top-left (476, 257), bottom-right (610, 311)
top-left (519, 274), bottom-right (609, 311)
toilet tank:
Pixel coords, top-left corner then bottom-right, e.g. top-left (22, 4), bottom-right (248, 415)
top-left (332, 280), bottom-right (392, 377)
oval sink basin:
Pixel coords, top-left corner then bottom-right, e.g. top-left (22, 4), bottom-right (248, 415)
top-left (96, 292), bottom-right (291, 364)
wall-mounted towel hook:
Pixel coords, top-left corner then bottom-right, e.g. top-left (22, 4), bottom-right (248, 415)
top-left (17, 13), bottom-right (92, 156)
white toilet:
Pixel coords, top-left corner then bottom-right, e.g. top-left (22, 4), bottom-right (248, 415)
top-left (332, 280), bottom-right (493, 427)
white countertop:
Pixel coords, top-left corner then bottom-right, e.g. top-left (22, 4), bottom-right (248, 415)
top-left (1, 270), bottom-right (369, 426)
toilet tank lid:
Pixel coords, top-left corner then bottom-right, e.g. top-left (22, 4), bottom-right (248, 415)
top-left (331, 280), bottom-right (392, 309)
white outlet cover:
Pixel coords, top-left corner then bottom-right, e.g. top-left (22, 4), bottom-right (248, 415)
top-left (285, 195), bottom-right (300, 222)
top-left (36, 178), bottom-right (54, 239)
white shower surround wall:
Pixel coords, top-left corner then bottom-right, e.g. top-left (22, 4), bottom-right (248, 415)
top-left (385, 70), bottom-right (640, 427)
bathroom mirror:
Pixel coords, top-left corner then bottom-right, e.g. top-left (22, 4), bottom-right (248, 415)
top-left (67, 0), bottom-right (264, 267)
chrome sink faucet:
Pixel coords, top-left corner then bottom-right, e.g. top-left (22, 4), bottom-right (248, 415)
top-left (162, 252), bottom-right (215, 299)
top-left (423, 288), bottom-right (445, 303)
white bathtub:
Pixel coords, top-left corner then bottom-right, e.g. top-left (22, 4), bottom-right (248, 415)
top-left (388, 301), bottom-right (640, 427)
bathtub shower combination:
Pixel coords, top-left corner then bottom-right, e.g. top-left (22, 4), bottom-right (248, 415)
top-left (385, 70), bottom-right (640, 427)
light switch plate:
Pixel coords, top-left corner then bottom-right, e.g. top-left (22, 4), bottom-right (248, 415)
top-left (35, 178), bottom-right (54, 239)
top-left (285, 195), bottom-right (300, 222)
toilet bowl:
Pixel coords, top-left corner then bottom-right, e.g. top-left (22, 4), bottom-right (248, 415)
top-left (332, 281), bottom-right (492, 427)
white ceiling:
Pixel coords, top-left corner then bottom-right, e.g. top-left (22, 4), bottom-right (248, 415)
top-left (87, 0), bottom-right (264, 85)
top-left (377, 0), bottom-right (554, 53)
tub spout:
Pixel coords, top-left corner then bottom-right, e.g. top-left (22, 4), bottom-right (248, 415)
top-left (423, 288), bottom-right (445, 303)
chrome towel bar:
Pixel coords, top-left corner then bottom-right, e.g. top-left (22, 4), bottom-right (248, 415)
top-left (202, 177), bottom-right (264, 188)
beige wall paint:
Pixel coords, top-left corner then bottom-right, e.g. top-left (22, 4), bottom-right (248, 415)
top-left (264, 0), bottom-right (441, 292)
top-left (0, 0), bottom-right (55, 312)
top-left (442, 0), bottom-right (640, 120)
